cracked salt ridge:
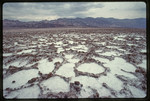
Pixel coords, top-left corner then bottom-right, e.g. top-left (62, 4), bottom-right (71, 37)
top-left (98, 73), bottom-right (123, 93)
top-left (3, 53), bottom-right (13, 57)
top-left (3, 69), bottom-right (39, 89)
top-left (69, 40), bottom-right (74, 44)
top-left (56, 63), bottom-right (75, 77)
top-left (41, 76), bottom-right (70, 93)
top-left (57, 48), bottom-right (64, 53)
top-left (95, 50), bottom-right (103, 53)
top-left (6, 85), bottom-right (40, 99)
top-left (3, 59), bottom-right (29, 69)
top-left (100, 51), bottom-right (122, 57)
top-left (17, 49), bottom-right (35, 54)
top-left (77, 63), bottom-right (104, 74)
top-left (141, 49), bottom-right (146, 53)
top-left (70, 76), bottom-right (100, 98)
top-left (104, 57), bottom-right (137, 79)
top-left (38, 58), bottom-right (63, 74)
top-left (113, 34), bottom-right (127, 40)
top-left (55, 41), bottom-right (63, 46)
top-left (70, 45), bottom-right (88, 52)
top-left (137, 59), bottom-right (146, 70)
top-left (92, 56), bottom-right (110, 63)
top-left (70, 75), bottom-right (114, 98)
top-left (106, 46), bottom-right (120, 49)
top-left (65, 54), bottom-right (80, 63)
top-left (129, 85), bottom-right (146, 98)
top-left (53, 58), bottom-right (63, 63)
top-left (55, 54), bottom-right (79, 77)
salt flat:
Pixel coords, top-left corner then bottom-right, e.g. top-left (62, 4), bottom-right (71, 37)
top-left (3, 28), bottom-right (147, 98)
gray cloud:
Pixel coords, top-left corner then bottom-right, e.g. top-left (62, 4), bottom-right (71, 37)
top-left (3, 2), bottom-right (145, 21)
top-left (3, 2), bottom-right (104, 21)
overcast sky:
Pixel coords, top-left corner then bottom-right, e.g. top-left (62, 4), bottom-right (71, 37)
top-left (3, 2), bottom-right (146, 21)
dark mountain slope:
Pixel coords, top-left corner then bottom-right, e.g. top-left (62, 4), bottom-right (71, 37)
top-left (3, 17), bottom-right (146, 28)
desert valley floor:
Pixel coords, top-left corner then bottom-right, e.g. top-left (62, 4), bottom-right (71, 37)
top-left (3, 28), bottom-right (147, 98)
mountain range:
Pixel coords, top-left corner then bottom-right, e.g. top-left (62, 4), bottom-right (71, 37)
top-left (3, 17), bottom-right (146, 29)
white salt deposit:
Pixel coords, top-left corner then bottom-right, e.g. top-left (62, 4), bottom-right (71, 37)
top-left (56, 63), bottom-right (75, 77)
top-left (3, 59), bottom-right (28, 69)
top-left (55, 41), bottom-right (63, 46)
top-left (79, 87), bottom-right (94, 98)
top-left (97, 86), bottom-right (112, 97)
top-left (38, 58), bottom-right (55, 74)
top-left (70, 76), bottom-right (101, 98)
top-left (65, 54), bottom-right (74, 59)
top-left (41, 76), bottom-right (70, 93)
top-left (4, 91), bottom-right (19, 99)
top-left (3, 53), bottom-right (13, 57)
top-left (92, 56), bottom-right (110, 63)
top-left (95, 49), bottom-right (103, 53)
top-left (71, 45), bottom-right (88, 52)
top-left (17, 85), bottom-right (40, 98)
top-left (69, 40), bottom-right (74, 44)
top-left (57, 47), bottom-right (64, 53)
top-left (77, 63), bottom-right (104, 74)
top-left (98, 73), bottom-right (123, 91)
top-left (53, 58), bottom-right (63, 63)
top-left (65, 54), bottom-right (80, 63)
top-left (141, 49), bottom-right (146, 53)
top-left (137, 59), bottom-right (146, 70)
top-left (100, 51), bottom-right (122, 56)
top-left (129, 86), bottom-right (146, 98)
top-left (104, 57), bottom-right (137, 79)
top-left (17, 49), bottom-right (35, 54)
top-left (3, 69), bottom-right (39, 89)
top-left (5, 85), bottom-right (40, 99)
top-left (71, 76), bottom-right (100, 89)
top-left (106, 46), bottom-right (119, 49)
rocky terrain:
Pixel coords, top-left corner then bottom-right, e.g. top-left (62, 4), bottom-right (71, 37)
top-left (3, 28), bottom-right (146, 98)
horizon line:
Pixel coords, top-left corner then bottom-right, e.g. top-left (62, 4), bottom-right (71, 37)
top-left (3, 17), bottom-right (146, 22)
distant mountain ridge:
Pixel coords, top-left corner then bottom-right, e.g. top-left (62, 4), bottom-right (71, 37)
top-left (3, 17), bottom-right (146, 28)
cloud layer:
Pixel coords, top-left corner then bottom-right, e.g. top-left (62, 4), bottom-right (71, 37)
top-left (3, 2), bottom-right (146, 21)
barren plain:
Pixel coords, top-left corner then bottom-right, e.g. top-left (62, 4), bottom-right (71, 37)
top-left (3, 28), bottom-right (146, 98)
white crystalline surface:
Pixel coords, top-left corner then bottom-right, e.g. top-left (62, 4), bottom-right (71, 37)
top-left (3, 59), bottom-right (29, 69)
top-left (141, 49), bottom-right (146, 53)
top-left (129, 86), bottom-right (146, 98)
top-left (17, 85), bottom-right (40, 98)
top-left (5, 85), bottom-right (40, 98)
top-left (65, 54), bottom-right (80, 63)
top-left (98, 73), bottom-right (123, 91)
top-left (3, 53), bottom-right (13, 57)
top-left (70, 75), bottom-right (115, 98)
top-left (41, 76), bottom-right (70, 93)
top-left (77, 63), bottom-right (104, 74)
top-left (55, 41), bottom-right (63, 46)
top-left (104, 57), bottom-right (137, 79)
top-left (3, 69), bottom-right (39, 89)
top-left (137, 59), bottom-right (146, 70)
top-left (70, 45), bottom-right (88, 52)
top-left (70, 76), bottom-right (100, 97)
top-left (17, 49), bottom-right (35, 54)
top-left (100, 51), bottom-right (122, 56)
top-left (57, 47), bottom-right (64, 53)
top-left (92, 56), bottom-right (110, 63)
top-left (56, 63), bottom-right (75, 77)
top-left (53, 57), bottom-right (63, 63)
top-left (38, 58), bottom-right (55, 74)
